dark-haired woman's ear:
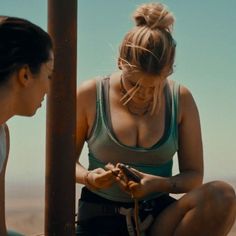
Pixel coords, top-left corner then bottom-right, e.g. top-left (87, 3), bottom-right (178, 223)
top-left (17, 66), bottom-right (31, 87)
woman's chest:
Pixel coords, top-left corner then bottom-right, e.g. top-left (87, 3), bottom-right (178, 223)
top-left (109, 107), bottom-right (166, 148)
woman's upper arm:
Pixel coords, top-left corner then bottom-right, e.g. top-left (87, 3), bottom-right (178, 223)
top-left (177, 85), bottom-right (203, 177)
top-left (76, 79), bottom-right (97, 160)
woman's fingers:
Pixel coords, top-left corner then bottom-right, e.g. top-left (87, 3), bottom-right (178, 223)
top-left (98, 169), bottom-right (120, 187)
top-left (116, 177), bottom-right (130, 192)
top-left (105, 162), bottom-right (115, 170)
top-left (92, 167), bottom-right (106, 174)
top-left (89, 164), bottom-right (146, 192)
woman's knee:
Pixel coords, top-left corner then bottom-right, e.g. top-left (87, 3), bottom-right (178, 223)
top-left (201, 181), bottom-right (236, 214)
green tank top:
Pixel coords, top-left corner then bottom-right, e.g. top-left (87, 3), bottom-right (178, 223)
top-left (86, 77), bottom-right (180, 202)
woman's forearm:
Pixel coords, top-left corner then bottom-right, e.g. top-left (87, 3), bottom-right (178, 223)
top-left (75, 162), bottom-right (89, 185)
top-left (152, 171), bottom-right (203, 194)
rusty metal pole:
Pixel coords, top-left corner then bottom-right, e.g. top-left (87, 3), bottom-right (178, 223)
top-left (45, 0), bottom-right (77, 235)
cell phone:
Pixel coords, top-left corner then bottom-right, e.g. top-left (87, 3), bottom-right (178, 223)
top-left (119, 164), bottom-right (141, 183)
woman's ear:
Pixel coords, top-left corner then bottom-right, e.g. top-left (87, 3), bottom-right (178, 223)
top-left (17, 65), bottom-right (31, 87)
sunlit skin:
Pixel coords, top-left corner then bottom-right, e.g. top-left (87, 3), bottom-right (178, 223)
top-left (123, 74), bottom-right (158, 103)
top-left (0, 51), bottom-right (54, 121)
top-left (15, 52), bottom-right (54, 117)
top-left (75, 1), bottom-right (236, 234)
top-left (120, 72), bottom-right (167, 115)
top-left (76, 69), bottom-right (236, 236)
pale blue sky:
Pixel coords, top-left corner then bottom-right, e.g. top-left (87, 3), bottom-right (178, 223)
top-left (1, 0), bottom-right (236, 186)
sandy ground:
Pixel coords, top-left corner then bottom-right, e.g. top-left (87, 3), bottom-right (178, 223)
top-left (5, 179), bottom-right (236, 236)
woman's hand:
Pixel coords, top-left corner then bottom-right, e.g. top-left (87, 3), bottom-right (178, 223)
top-left (85, 168), bottom-right (117, 190)
top-left (105, 163), bottom-right (166, 199)
top-left (116, 166), bottom-right (163, 199)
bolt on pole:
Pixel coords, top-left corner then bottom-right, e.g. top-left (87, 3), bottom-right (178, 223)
top-left (45, 0), bottom-right (77, 235)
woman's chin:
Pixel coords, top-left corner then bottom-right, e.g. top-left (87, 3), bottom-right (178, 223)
top-left (23, 112), bottom-right (36, 117)
top-left (17, 109), bottom-right (38, 117)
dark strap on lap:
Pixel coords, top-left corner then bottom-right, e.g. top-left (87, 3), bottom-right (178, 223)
top-left (78, 200), bottom-right (121, 222)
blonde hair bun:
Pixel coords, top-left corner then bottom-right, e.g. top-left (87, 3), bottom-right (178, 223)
top-left (133, 3), bottom-right (175, 32)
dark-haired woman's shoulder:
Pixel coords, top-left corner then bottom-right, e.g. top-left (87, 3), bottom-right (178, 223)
top-left (4, 124), bottom-right (10, 160)
top-left (0, 123), bottom-right (10, 174)
top-left (0, 123), bottom-right (9, 235)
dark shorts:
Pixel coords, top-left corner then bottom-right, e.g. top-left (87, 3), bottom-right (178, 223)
top-left (76, 187), bottom-right (176, 236)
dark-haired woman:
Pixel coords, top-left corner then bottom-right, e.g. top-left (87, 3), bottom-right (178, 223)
top-left (0, 16), bottom-right (53, 236)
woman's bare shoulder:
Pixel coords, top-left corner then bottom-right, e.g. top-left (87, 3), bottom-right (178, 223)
top-left (179, 84), bottom-right (196, 108)
top-left (178, 84), bottom-right (199, 123)
top-left (77, 78), bottom-right (99, 108)
top-left (77, 78), bottom-right (97, 96)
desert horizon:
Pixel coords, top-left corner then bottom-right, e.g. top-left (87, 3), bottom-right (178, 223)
top-left (5, 178), bottom-right (236, 236)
